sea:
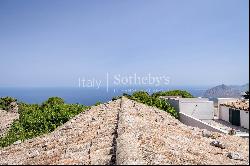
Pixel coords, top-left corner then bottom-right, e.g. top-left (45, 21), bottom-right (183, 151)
top-left (0, 86), bottom-right (210, 106)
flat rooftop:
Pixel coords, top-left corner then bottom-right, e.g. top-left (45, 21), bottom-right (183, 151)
top-left (202, 119), bottom-right (249, 137)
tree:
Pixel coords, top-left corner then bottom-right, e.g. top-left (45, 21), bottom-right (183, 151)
top-left (0, 97), bottom-right (17, 111)
top-left (152, 90), bottom-right (193, 98)
top-left (243, 91), bottom-right (249, 99)
top-left (125, 91), bottom-right (178, 118)
top-left (0, 97), bottom-right (88, 148)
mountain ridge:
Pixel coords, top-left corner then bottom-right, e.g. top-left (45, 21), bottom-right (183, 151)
top-left (203, 83), bottom-right (249, 98)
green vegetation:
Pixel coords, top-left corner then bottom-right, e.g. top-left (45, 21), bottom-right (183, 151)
top-left (41, 97), bottom-right (65, 107)
top-left (112, 90), bottom-right (193, 118)
top-left (0, 89), bottom-right (192, 147)
top-left (0, 97), bottom-right (88, 148)
top-left (243, 91), bottom-right (249, 99)
top-left (112, 96), bottom-right (122, 101)
top-left (94, 101), bottom-right (102, 106)
top-left (0, 97), bottom-right (17, 111)
top-left (126, 91), bottom-right (179, 118)
top-left (152, 90), bottom-right (194, 98)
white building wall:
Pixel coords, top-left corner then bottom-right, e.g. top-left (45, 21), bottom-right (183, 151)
top-left (179, 98), bottom-right (209, 102)
top-left (240, 110), bottom-right (249, 129)
top-left (219, 106), bottom-right (229, 122)
top-left (179, 101), bottom-right (214, 120)
top-left (209, 98), bottom-right (239, 118)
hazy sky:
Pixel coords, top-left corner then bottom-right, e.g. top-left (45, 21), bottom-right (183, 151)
top-left (0, 0), bottom-right (249, 87)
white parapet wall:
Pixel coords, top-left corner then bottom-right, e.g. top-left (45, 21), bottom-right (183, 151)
top-left (240, 110), bottom-right (249, 129)
top-left (210, 98), bottom-right (240, 117)
top-left (179, 101), bottom-right (214, 120)
top-left (219, 105), bottom-right (229, 122)
top-left (179, 112), bottom-right (227, 133)
top-left (167, 98), bottom-right (214, 120)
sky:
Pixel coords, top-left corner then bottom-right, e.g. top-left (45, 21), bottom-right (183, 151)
top-left (0, 0), bottom-right (249, 87)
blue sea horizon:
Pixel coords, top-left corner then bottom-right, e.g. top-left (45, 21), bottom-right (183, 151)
top-left (0, 86), bottom-right (210, 106)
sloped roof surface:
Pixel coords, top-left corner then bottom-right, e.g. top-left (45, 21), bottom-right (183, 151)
top-left (221, 100), bottom-right (249, 111)
top-left (0, 98), bottom-right (249, 165)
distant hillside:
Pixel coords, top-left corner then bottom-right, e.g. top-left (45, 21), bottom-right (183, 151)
top-left (203, 83), bottom-right (249, 98)
top-left (229, 83), bottom-right (249, 92)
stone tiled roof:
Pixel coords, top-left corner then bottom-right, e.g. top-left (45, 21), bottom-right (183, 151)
top-left (0, 98), bottom-right (249, 165)
top-left (221, 100), bottom-right (249, 111)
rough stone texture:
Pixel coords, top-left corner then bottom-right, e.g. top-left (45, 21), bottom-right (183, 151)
top-left (116, 98), bottom-right (147, 165)
top-left (117, 98), bottom-right (249, 165)
top-left (221, 100), bottom-right (249, 111)
top-left (8, 101), bottom-right (19, 113)
top-left (0, 110), bottom-right (19, 137)
top-left (210, 140), bottom-right (226, 149)
top-left (0, 100), bottom-right (120, 165)
top-left (227, 152), bottom-right (244, 161)
top-left (0, 97), bottom-right (249, 165)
